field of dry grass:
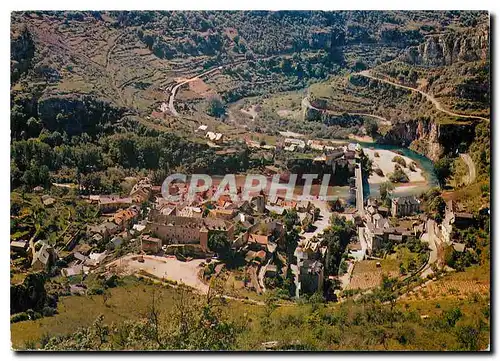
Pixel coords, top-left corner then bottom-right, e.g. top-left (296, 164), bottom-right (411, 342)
top-left (404, 265), bottom-right (490, 302)
top-left (346, 259), bottom-right (400, 291)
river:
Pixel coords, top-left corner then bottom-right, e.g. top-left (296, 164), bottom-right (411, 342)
top-left (358, 142), bottom-right (438, 198)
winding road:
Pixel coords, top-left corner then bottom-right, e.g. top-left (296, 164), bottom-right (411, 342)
top-left (168, 66), bottom-right (223, 116)
top-left (301, 97), bottom-right (392, 125)
top-left (420, 219), bottom-right (438, 279)
top-left (258, 258), bottom-right (272, 293)
top-left (358, 70), bottom-right (490, 123)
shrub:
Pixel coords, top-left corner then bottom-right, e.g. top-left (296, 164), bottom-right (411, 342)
top-left (389, 168), bottom-right (409, 183)
top-left (10, 312), bottom-right (29, 323)
top-left (42, 306), bottom-right (56, 317)
top-left (392, 155), bottom-right (407, 168)
top-left (105, 275), bottom-right (119, 288)
top-left (88, 287), bottom-right (104, 295)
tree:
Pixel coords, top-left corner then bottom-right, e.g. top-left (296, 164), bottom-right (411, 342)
top-left (208, 232), bottom-right (231, 260)
top-left (283, 209), bottom-right (299, 231)
top-left (323, 215), bottom-right (355, 275)
top-left (389, 167), bottom-right (409, 183)
top-left (434, 156), bottom-right (452, 188)
top-left (364, 118), bottom-right (378, 137)
top-left (206, 95), bottom-right (226, 118)
top-left (379, 181), bottom-right (395, 202)
top-left (26, 117), bottom-right (42, 138)
top-left (456, 325), bottom-right (481, 350)
top-left (392, 155), bottom-right (406, 168)
top-left (429, 195), bottom-right (446, 223)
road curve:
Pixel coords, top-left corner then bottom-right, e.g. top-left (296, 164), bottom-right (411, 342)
top-left (357, 70), bottom-right (490, 123)
top-left (168, 66), bottom-right (223, 116)
top-left (301, 97), bottom-right (392, 125)
top-left (420, 219), bottom-right (438, 279)
top-left (460, 153), bottom-right (477, 185)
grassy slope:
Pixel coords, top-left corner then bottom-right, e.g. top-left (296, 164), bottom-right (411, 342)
top-left (11, 274), bottom-right (489, 350)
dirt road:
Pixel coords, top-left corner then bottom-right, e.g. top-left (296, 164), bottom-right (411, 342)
top-left (168, 66), bottom-right (223, 116)
top-left (420, 219), bottom-right (439, 279)
top-left (301, 97), bottom-right (392, 125)
top-left (358, 70), bottom-right (490, 122)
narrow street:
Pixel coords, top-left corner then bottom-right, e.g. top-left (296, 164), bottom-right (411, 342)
top-left (301, 200), bottom-right (333, 243)
top-left (420, 219), bottom-right (438, 279)
top-left (258, 258), bottom-right (272, 293)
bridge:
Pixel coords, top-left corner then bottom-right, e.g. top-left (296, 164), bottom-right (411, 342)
top-left (354, 164), bottom-right (364, 217)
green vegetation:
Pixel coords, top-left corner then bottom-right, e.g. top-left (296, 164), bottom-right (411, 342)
top-left (434, 156), bottom-right (453, 188)
top-left (389, 165), bottom-right (409, 183)
top-left (206, 94), bottom-right (226, 118)
top-left (323, 215), bottom-right (355, 276)
top-left (379, 181), bottom-right (395, 203)
top-left (392, 155), bottom-right (407, 168)
top-left (10, 10), bottom-right (490, 351)
top-left (13, 276), bottom-right (490, 351)
top-left (364, 118), bottom-right (379, 137)
top-left (421, 188), bottom-right (446, 223)
top-left (208, 232), bottom-right (232, 261)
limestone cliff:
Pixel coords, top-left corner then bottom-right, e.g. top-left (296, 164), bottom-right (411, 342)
top-left (404, 29), bottom-right (489, 67)
top-left (380, 118), bottom-right (476, 161)
top-left (10, 25), bottom-right (35, 82)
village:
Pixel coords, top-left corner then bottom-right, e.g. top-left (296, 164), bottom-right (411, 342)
top-left (10, 140), bottom-right (478, 302)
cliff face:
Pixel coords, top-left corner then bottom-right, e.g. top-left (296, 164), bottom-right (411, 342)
top-left (38, 94), bottom-right (126, 136)
top-left (380, 119), bottom-right (476, 161)
top-left (404, 29), bottom-right (489, 66)
top-left (10, 273), bottom-right (47, 314)
top-left (10, 26), bottom-right (35, 82)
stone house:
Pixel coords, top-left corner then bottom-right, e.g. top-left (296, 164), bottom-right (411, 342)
top-left (146, 215), bottom-right (234, 252)
top-left (112, 207), bottom-right (139, 230)
top-left (391, 196), bottom-right (420, 217)
top-left (298, 259), bottom-right (324, 295)
top-left (141, 235), bottom-right (162, 254)
top-left (32, 243), bottom-right (58, 271)
top-left (98, 196), bottom-right (133, 213)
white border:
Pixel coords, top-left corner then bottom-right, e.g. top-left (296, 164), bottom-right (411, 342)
top-left (1, 2), bottom-right (498, 360)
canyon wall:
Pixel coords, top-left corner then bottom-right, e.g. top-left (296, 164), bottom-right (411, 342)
top-left (380, 118), bottom-right (477, 161)
top-left (404, 29), bottom-right (489, 67)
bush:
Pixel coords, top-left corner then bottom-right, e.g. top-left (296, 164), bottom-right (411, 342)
top-left (206, 95), bottom-right (226, 118)
top-left (364, 118), bottom-right (378, 136)
top-left (42, 306), bottom-right (56, 317)
top-left (392, 155), bottom-right (407, 168)
top-left (389, 168), bottom-right (409, 183)
top-left (10, 312), bottom-right (29, 323)
top-left (88, 287), bottom-right (104, 295)
top-left (105, 275), bottom-right (119, 288)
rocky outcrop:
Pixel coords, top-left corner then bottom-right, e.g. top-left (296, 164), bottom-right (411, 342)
top-left (380, 118), bottom-right (476, 161)
top-left (11, 25), bottom-right (35, 82)
top-left (38, 94), bottom-right (127, 136)
top-left (308, 28), bottom-right (346, 50)
top-left (10, 272), bottom-right (48, 314)
top-left (405, 29), bottom-right (489, 66)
